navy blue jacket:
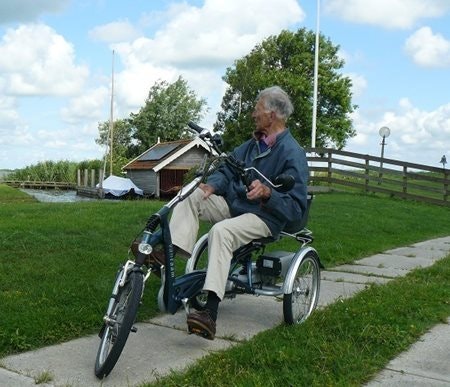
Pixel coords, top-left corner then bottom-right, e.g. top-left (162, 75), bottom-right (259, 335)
top-left (206, 129), bottom-right (309, 236)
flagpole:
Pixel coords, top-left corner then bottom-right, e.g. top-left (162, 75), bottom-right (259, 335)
top-left (109, 50), bottom-right (115, 176)
top-left (311, 0), bottom-right (320, 149)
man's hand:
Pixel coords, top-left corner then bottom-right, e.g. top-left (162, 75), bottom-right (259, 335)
top-left (199, 183), bottom-right (215, 199)
top-left (246, 179), bottom-right (271, 201)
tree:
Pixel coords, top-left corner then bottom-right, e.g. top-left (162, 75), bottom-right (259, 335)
top-left (96, 118), bottom-right (135, 158)
top-left (129, 76), bottom-right (207, 154)
top-left (215, 28), bottom-right (356, 150)
top-left (95, 118), bottom-right (135, 175)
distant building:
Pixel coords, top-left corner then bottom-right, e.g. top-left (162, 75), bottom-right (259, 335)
top-left (123, 138), bottom-right (212, 198)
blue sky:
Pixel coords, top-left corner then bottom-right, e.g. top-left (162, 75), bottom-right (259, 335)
top-left (0, 0), bottom-right (449, 170)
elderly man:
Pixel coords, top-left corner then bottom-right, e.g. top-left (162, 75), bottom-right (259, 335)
top-left (151, 86), bottom-right (309, 339)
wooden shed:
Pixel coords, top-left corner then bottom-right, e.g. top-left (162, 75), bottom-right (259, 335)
top-left (123, 138), bottom-right (211, 198)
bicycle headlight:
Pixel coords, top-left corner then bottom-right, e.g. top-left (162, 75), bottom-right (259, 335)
top-left (138, 243), bottom-right (153, 255)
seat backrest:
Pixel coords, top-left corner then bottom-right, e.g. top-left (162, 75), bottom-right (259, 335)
top-left (282, 194), bottom-right (313, 234)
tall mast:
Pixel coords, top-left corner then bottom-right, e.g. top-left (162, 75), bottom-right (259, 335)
top-left (109, 50), bottom-right (115, 176)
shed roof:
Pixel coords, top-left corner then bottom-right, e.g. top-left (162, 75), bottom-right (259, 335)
top-left (123, 138), bottom-right (211, 171)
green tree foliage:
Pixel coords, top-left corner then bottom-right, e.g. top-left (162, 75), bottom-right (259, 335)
top-left (215, 28), bottom-right (356, 150)
top-left (128, 76), bottom-right (207, 154)
top-left (96, 118), bottom-right (134, 158)
top-left (96, 118), bottom-right (135, 175)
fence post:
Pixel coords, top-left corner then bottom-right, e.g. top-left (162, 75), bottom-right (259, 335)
top-left (365, 157), bottom-right (369, 192)
top-left (90, 169), bottom-right (95, 187)
top-left (327, 151), bottom-right (332, 187)
top-left (402, 166), bottom-right (408, 195)
top-left (98, 169), bottom-right (104, 188)
top-left (444, 170), bottom-right (449, 202)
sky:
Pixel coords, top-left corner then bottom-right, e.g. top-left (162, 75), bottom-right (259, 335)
top-left (0, 0), bottom-right (449, 170)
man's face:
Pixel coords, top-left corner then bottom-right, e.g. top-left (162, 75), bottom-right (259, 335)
top-left (252, 99), bottom-right (272, 133)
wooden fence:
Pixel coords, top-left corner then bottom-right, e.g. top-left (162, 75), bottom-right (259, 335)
top-left (2, 181), bottom-right (76, 190)
top-left (306, 148), bottom-right (450, 207)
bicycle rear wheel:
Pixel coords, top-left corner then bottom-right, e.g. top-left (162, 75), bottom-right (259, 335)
top-left (95, 269), bottom-right (143, 378)
top-left (283, 249), bottom-right (320, 325)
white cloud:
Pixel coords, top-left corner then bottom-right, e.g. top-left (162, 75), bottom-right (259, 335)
top-left (0, 95), bottom-right (19, 127)
top-left (348, 98), bottom-right (450, 165)
top-left (404, 26), bottom-right (450, 68)
top-left (89, 20), bottom-right (141, 43)
top-left (346, 73), bottom-right (367, 98)
top-left (325, 0), bottom-right (450, 29)
top-left (61, 86), bottom-right (110, 125)
top-left (107, 0), bottom-right (305, 125)
top-left (114, 0), bottom-right (304, 69)
top-left (0, 24), bottom-right (89, 96)
top-left (114, 61), bottom-right (178, 112)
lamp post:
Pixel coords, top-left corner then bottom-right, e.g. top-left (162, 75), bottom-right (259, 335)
top-left (378, 126), bottom-right (390, 184)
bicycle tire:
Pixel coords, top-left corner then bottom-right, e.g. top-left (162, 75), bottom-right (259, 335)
top-left (94, 269), bottom-right (143, 378)
top-left (283, 249), bottom-right (320, 325)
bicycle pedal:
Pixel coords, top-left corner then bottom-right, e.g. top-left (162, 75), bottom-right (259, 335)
top-left (130, 326), bottom-right (138, 333)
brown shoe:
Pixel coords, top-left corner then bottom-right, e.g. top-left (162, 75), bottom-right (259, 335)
top-left (187, 310), bottom-right (216, 340)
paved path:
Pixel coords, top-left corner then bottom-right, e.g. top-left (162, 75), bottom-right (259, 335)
top-left (1, 236), bottom-right (449, 387)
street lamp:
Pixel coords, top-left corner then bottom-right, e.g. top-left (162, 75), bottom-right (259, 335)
top-left (378, 126), bottom-right (391, 184)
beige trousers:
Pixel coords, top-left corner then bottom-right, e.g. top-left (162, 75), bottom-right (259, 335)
top-left (170, 188), bottom-right (271, 300)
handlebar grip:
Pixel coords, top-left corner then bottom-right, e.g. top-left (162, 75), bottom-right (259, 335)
top-left (145, 214), bottom-right (160, 232)
top-left (188, 121), bottom-right (206, 134)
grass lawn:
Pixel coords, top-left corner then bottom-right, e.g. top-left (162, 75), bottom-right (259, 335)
top-left (1, 184), bottom-right (450, 385)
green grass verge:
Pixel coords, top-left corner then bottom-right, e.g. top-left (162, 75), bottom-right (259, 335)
top-left (0, 184), bottom-right (37, 203)
top-left (1, 184), bottom-right (450, 384)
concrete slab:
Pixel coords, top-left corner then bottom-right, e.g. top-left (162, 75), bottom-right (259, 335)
top-left (367, 319), bottom-right (450, 386)
top-left (151, 294), bottom-right (285, 342)
top-left (356, 254), bottom-right (435, 271)
top-left (322, 270), bottom-right (391, 285)
top-left (411, 236), bottom-right (450, 251)
top-left (318, 279), bottom-right (367, 307)
top-left (2, 324), bottom-right (232, 387)
top-left (366, 370), bottom-right (450, 386)
top-left (385, 246), bottom-right (450, 261)
top-left (0, 367), bottom-right (52, 387)
top-left (330, 264), bottom-right (408, 278)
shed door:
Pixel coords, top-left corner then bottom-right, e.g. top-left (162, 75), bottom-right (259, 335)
top-left (159, 169), bottom-right (186, 196)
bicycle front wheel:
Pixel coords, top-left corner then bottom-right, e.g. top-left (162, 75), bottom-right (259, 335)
top-left (95, 269), bottom-right (143, 379)
top-left (185, 236), bottom-right (208, 311)
top-left (283, 249), bottom-right (320, 325)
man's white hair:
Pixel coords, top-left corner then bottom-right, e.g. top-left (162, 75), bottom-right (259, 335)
top-left (257, 86), bottom-right (294, 120)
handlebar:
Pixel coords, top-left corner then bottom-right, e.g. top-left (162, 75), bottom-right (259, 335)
top-left (187, 121), bottom-right (206, 134)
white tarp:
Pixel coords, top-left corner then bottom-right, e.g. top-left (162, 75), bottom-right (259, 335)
top-left (97, 175), bottom-right (143, 197)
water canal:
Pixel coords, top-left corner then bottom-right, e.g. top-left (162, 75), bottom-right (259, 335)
top-left (20, 189), bottom-right (97, 203)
